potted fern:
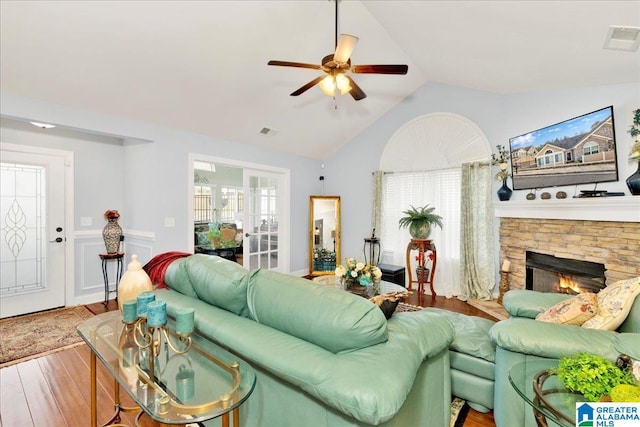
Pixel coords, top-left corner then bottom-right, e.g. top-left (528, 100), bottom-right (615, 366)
top-left (398, 204), bottom-right (443, 240)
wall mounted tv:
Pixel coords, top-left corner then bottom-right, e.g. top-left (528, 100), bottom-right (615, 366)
top-left (508, 106), bottom-right (619, 191)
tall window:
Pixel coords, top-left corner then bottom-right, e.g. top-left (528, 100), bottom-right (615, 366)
top-left (194, 185), bottom-right (213, 222)
top-left (380, 168), bottom-right (462, 296)
top-left (219, 187), bottom-right (244, 222)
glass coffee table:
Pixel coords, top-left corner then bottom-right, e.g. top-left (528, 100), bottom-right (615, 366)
top-left (509, 360), bottom-right (584, 427)
top-left (77, 311), bottom-right (256, 427)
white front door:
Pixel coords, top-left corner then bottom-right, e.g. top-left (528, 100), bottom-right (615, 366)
top-left (0, 148), bottom-right (67, 318)
top-left (243, 168), bottom-right (286, 272)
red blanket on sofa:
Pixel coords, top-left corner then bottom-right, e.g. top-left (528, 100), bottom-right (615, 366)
top-left (143, 251), bottom-right (191, 289)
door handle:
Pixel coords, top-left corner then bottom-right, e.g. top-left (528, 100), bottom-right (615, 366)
top-left (245, 233), bottom-right (250, 237)
top-left (50, 237), bottom-right (64, 243)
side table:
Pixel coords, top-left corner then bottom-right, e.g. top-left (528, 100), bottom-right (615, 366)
top-left (99, 252), bottom-right (124, 305)
top-left (405, 239), bottom-right (437, 300)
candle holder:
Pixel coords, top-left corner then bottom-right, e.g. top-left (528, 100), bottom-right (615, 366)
top-left (128, 317), bottom-right (193, 384)
top-left (497, 271), bottom-right (510, 305)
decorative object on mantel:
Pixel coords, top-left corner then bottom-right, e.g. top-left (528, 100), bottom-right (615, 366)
top-left (491, 145), bottom-right (513, 201)
top-left (626, 108), bottom-right (640, 195)
top-left (540, 192), bottom-right (551, 200)
top-left (556, 191), bottom-right (567, 199)
top-left (526, 190), bottom-right (536, 200)
top-left (398, 204), bottom-right (443, 239)
top-left (102, 209), bottom-right (122, 254)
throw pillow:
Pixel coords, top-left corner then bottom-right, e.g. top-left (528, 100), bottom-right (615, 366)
top-left (582, 277), bottom-right (640, 331)
top-left (535, 292), bottom-right (598, 326)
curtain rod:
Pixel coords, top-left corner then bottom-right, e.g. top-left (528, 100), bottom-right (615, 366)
top-left (373, 161), bottom-right (490, 175)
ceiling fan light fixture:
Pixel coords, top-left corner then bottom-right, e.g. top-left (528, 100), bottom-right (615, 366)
top-left (335, 73), bottom-right (352, 95)
top-left (319, 74), bottom-right (337, 96)
top-left (334, 34), bottom-right (359, 64)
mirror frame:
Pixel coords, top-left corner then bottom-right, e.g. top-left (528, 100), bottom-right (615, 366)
top-left (309, 195), bottom-right (341, 275)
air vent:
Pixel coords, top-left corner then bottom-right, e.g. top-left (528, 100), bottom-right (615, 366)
top-left (260, 127), bottom-right (277, 136)
top-left (604, 26), bottom-right (640, 51)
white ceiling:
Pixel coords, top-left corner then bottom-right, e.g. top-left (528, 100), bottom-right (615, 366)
top-left (1, 1), bottom-right (639, 159)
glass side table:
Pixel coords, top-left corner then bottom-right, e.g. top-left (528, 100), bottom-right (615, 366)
top-left (77, 311), bottom-right (256, 427)
top-left (509, 360), bottom-right (584, 427)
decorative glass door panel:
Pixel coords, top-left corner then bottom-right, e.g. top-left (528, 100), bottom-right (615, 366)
top-left (1, 149), bottom-right (66, 318)
top-left (244, 172), bottom-right (280, 271)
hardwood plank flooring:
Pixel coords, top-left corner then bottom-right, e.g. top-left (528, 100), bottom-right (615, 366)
top-left (2, 297), bottom-right (497, 427)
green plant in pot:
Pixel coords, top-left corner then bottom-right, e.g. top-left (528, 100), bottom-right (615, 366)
top-left (552, 353), bottom-right (635, 401)
top-left (398, 204), bottom-right (443, 240)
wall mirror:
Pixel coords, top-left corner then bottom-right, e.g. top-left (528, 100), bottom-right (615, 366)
top-left (309, 196), bottom-right (340, 275)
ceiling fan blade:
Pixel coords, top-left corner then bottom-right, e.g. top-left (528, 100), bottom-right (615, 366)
top-left (290, 76), bottom-right (325, 96)
top-left (351, 64), bottom-right (408, 75)
top-left (334, 34), bottom-right (359, 64)
top-left (268, 60), bottom-right (323, 70)
top-left (345, 76), bottom-right (366, 101)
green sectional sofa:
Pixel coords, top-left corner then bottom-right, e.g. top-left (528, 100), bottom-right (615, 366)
top-left (153, 254), bottom-right (455, 427)
top-left (490, 289), bottom-right (640, 427)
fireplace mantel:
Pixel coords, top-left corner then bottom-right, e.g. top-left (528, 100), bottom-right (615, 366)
top-left (494, 197), bottom-right (640, 222)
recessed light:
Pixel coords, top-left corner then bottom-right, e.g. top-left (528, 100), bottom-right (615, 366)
top-left (604, 26), bottom-right (640, 51)
top-left (30, 121), bottom-right (56, 129)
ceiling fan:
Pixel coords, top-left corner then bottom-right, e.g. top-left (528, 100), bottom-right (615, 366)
top-left (267, 0), bottom-right (408, 101)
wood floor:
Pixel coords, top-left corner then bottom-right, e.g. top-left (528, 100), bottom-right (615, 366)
top-left (0, 296), bottom-right (496, 427)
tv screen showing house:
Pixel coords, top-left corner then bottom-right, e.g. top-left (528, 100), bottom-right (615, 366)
top-left (508, 106), bottom-right (619, 191)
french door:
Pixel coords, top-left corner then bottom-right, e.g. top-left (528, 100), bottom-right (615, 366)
top-left (243, 169), bottom-right (284, 271)
top-left (0, 146), bottom-right (67, 318)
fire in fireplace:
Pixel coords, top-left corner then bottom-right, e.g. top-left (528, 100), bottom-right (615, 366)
top-left (525, 251), bottom-right (606, 294)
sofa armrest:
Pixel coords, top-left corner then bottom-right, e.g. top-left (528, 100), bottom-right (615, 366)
top-left (502, 289), bottom-right (572, 318)
top-left (490, 318), bottom-right (640, 361)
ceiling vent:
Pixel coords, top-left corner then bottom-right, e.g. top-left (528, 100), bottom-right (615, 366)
top-left (604, 26), bottom-right (640, 51)
top-left (260, 127), bottom-right (277, 136)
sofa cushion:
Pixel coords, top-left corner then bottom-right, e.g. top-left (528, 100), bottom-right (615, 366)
top-left (426, 308), bottom-right (496, 362)
top-left (582, 277), bottom-right (640, 331)
top-left (184, 254), bottom-right (250, 317)
top-left (247, 269), bottom-right (388, 354)
top-left (163, 257), bottom-right (199, 298)
top-left (503, 289), bottom-right (572, 318)
top-left (535, 292), bottom-right (598, 326)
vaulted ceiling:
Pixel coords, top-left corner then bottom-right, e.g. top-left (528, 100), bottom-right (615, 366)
top-left (1, 1), bottom-right (638, 159)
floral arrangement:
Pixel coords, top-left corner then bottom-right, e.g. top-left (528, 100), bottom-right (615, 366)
top-left (628, 108), bottom-right (640, 161)
top-left (491, 144), bottom-right (511, 181)
top-left (104, 210), bottom-right (120, 220)
top-left (335, 258), bottom-right (382, 287)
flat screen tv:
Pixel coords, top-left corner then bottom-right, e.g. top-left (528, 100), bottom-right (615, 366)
top-left (508, 106), bottom-right (619, 191)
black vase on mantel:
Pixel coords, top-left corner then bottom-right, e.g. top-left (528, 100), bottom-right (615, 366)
top-left (627, 161), bottom-right (640, 195)
top-left (497, 179), bottom-right (513, 201)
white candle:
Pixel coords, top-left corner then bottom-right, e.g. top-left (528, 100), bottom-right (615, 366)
top-left (502, 260), bottom-right (511, 272)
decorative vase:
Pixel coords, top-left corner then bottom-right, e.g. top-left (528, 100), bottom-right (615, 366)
top-left (103, 218), bottom-right (123, 254)
top-left (497, 179), bottom-right (513, 201)
top-left (626, 161), bottom-right (640, 195)
top-left (117, 254), bottom-right (153, 313)
top-left (409, 223), bottom-right (432, 240)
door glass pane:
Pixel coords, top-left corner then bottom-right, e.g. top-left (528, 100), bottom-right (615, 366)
top-left (0, 162), bottom-right (46, 295)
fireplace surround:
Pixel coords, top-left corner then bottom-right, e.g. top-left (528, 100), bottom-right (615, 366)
top-left (496, 198), bottom-right (640, 291)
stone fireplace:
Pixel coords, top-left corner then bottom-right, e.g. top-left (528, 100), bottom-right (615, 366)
top-left (495, 198), bottom-right (640, 292)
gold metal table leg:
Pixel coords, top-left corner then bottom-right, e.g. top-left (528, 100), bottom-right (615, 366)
top-left (91, 352), bottom-right (97, 427)
top-left (233, 407), bottom-right (240, 427)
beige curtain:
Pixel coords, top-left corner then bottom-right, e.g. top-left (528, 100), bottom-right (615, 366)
top-left (372, 170), bottom-right (383, 237)
top-left (458, 161), bottom-right (496, 301)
